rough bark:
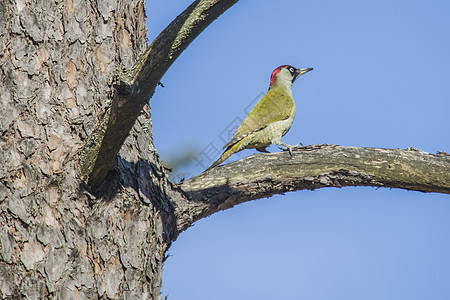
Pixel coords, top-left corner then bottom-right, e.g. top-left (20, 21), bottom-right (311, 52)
top-left (177, 145), bottom-right (450, 231)
top-left (0, 0), bottom-right (180, 298)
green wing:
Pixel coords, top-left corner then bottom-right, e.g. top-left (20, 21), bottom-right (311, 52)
top-left (224, 88), bottom-right (294, 149)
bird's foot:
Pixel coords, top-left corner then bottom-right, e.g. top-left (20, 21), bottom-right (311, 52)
top-left (279, 142), bottom-right (303, 156)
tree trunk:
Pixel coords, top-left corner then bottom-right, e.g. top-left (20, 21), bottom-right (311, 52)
top-left (0, 0), bottom-right (178, 298)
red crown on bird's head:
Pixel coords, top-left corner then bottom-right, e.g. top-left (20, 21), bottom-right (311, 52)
top-left (269, 65), bottom-right (290, 87)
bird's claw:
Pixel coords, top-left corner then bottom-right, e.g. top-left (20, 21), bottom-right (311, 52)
top-left (279, 143), bottom-right (302, 156)
top-left (287, 146), bottom-right (293, 156)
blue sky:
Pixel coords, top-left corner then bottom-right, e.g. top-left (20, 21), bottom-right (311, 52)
top-left (146, 1), bottom-right (450, 299)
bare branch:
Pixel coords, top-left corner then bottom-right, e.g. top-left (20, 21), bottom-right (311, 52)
top-left (79, 0), bottom-right (239, 187)
top-left (175, 145), bottom-right (450, 231)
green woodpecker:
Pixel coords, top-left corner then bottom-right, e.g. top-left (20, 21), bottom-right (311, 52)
top-left (208, 65), bottom-right (313, 170)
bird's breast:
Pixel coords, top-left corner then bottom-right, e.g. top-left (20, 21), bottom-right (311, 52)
top-left (272, 102), bottom-right (295, 136)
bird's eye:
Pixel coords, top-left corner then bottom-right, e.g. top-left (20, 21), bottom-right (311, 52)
top-left (289, 67), bottom-right (295, 73)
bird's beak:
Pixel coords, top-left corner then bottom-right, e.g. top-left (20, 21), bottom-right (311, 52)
top-left (296, 68), bottom-right (313, 76)
top-left (293, 68), bottom-right (313, 82)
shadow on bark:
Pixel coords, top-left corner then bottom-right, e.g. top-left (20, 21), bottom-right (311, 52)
top-left (80, 157), bottom-right (180, 242)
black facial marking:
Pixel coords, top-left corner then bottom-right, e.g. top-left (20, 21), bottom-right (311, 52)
top-left (284, 65), bottom-right (298, 82)
top-left (285, 65), bottom-right (297, 76)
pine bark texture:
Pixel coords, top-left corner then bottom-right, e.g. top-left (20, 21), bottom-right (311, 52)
top-left (0, 0), bottom-right (180, 298)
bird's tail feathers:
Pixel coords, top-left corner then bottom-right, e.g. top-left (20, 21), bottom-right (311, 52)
top-left (206, 138), bottom-right (246, 171)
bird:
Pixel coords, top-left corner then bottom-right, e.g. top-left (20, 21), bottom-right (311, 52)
top-left (207, 65), bottom-right (313, 170)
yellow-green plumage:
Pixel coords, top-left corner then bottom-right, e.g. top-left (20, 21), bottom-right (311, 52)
top-left (224, 87), bottom-right (295, 149)
top-left (207, 65), bottom-right (312, 170)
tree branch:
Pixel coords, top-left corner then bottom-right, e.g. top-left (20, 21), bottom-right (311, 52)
top-left (175, 145), bottom-right (450, 231)
top-left (78, 0), bottom-right (239, 187)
